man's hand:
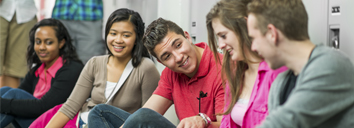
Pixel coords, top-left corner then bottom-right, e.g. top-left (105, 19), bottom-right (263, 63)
top-left (177, 115), bottom-right (205, 128)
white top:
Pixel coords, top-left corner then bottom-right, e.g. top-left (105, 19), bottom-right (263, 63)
top-left (80, 59), bottom-right (133, 124)
top-left (0, 0), bottom-right (37, 23)
top-left (79, 81), bottom-right (118, 124)
top-left (105, 81), bottom-right (118, 99)
top-left (231, 99), bottom-right (249, 126)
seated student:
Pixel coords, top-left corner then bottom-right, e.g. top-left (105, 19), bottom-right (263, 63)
top-left (88, 18), bottom-right (225, 128)
top-left (246, 0), bottom-right (354, 127)
top-left (206, 0), bottom-right (287, 128)
top-left (0, 18), bottom-right (84, 128)
top-left (29, 8), bottom-right (160, 128)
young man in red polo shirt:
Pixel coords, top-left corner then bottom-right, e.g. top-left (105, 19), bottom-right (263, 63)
top-left (88, 18), bottom-right (224, 128)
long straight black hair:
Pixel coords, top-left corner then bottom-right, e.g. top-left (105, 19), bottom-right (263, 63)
top-left (105, 8), bottom-right (152, 67)
top-left (27, 18), bottom-right (82, 73)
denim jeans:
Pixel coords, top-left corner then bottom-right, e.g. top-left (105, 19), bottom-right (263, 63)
top-left (79, 117), bottom-right (87, 128)
top-left (88, 104), bottom-right (176, 128)
top-left (0, 87), bottom-right (37, 128)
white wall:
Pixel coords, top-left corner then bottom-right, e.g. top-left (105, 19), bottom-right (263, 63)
top-left (303, 0), bottom-right (354, 63)
top-left (190, 0), bottom-right (218, 44)
top-left (302, 0), bottom-right (328, 45)
top-left (337, 0), bottom-right (354, 63)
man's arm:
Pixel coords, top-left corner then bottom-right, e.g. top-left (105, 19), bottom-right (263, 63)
top-left (45, 111), bottom-right (70, 128)
top-left (142, 94), bottom-right (173, 115)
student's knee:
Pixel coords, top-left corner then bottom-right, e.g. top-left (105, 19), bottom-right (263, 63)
top-left (1, 88), bottom-right (21, 98)
top-left (129, 108), bottom-right (157, 122)
top-left (124, 108), bottom-right (167, 128)
top-left (2, 88), bottom-right (35, 99)
top-left (91, 104), bottom-right (114, 111)
top-left (91, 104), bottom-right (108, 113)
top-left (135, 108), bottom-right (156, 115)
top-left (90, 104), bottom-right (125, 116)
top-left (0, 86), bottom-right (12, 95)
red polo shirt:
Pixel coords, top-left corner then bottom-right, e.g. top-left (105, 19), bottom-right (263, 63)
top-left (153, 42), bottom-right (224, 121)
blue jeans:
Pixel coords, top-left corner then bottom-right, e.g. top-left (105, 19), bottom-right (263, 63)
top-left (79, 117), bottom-right (87, 128)
top-left (88, 104), bottom-right (176, 128)
top-left (0, 87), bottom-right (37, 128)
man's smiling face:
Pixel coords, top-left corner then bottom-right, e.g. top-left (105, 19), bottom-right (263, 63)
top-left (154, 31), bottom-right (200, 77)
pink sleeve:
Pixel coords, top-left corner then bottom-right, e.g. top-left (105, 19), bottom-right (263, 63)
top-left (220, 82), bottom-right (231, 128)
top-left (223, 82), bottom-right (231, 112)
top-left (220, 114), bottom-right (231, 128)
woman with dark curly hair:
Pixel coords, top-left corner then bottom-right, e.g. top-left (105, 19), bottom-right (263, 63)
top-left (0, 18), bottom-right (83, 128)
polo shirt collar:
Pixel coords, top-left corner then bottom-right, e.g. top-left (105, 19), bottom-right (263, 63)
top-left (35, 56), bottom-right (64, 78)
top-left (193, 42), bottom-right (211, 78)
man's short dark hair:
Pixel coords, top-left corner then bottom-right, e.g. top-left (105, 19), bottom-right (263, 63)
top-left (143, 18), bottom-right (185, 58)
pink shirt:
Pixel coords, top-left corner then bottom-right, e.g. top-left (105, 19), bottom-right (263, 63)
top-left (153, 42), bottom-right (225, 121)
top-left (231, 99), bottom-right (249, 126)
top-left (220, 61), bottom-right (287, 128)
top-left (34, 57), bottom-right (63, 99)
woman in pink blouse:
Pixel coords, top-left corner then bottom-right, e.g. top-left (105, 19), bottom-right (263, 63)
top-left (0, 19), bottom-right (83, 128)
top-left (206, 0), bottom-right (287, 127)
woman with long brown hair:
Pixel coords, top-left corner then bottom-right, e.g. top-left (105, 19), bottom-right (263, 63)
top-left (206, 0), bottom-right (287, 127)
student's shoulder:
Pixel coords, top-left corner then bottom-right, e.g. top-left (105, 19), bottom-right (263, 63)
top-left (83, 55), bottom-right (109, 67)
top-left (66, 59), bottom-right (83, 67)
top-left (61, 60), bottom-right (84, 72)
top-left (160, 66), bottom-right (177, 79)
top-left (136, 57), bottom-right (155, 69)
top-left (139, 57), bottom-right (155, 67)
top-left (88, 55), bottom-right (109, 62)
top-left (302, 46), bottom-right (354, 79)
top-left (309, 45), bottom-right (353, 69)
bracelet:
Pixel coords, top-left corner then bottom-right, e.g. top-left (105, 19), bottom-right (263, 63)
top-left (198, 113), bottom-right (211, 127)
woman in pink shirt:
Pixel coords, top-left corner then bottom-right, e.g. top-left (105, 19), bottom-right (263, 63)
top-left (206, 0), bottom-right (287, 128)
top-left (0, 19), bottom-right (83, 128)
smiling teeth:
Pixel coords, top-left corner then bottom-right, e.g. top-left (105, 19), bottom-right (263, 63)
top-left (182, 59), bottom-right (187, 66)
top-left (113, 46), bottom-right (123, 49)
top-left (228, 49), bottom-right (232, 52)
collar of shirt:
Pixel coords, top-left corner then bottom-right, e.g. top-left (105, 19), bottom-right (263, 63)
top-left (35, 56), bottom-right (64, 78)
top-left (258, 60), bottom-right (271, 72)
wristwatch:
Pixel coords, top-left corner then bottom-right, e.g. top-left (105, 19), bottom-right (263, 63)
top-left (198, 113), bottom-right (211, 127)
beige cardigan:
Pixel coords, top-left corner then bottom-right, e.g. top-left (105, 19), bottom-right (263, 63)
top-left (59, 55), bottom-right (160, 119)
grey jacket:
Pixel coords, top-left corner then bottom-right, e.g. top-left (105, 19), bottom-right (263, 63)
top-left (258, 45), bottom-right (354, 128)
